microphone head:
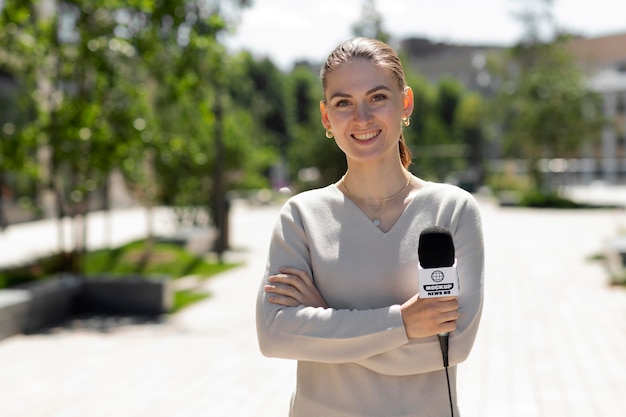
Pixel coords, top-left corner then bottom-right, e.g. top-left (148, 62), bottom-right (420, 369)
top-left (418, 226), bottom-right (455, 268)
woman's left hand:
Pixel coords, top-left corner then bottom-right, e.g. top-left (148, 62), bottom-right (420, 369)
top-left (264, 267), bottom-right (328, 308)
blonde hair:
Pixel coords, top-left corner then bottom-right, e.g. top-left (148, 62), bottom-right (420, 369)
top-left (320, 38), bottom-right (412, 168)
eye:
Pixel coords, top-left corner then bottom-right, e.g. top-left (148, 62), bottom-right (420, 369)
top-left (371, 93), bottom-right (388, 102)
top-left (333, 99), bottom-right (352, 108)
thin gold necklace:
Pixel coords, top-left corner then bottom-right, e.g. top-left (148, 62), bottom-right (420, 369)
top-left (341, 174), bottom-right (412, 228)
top-left (342, 174), bottom-right (412, 203)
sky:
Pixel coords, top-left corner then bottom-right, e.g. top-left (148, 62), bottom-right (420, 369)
top-left (222, 0), bottom-right (626, 70)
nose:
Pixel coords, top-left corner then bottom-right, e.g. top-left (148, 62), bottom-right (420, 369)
top-left (353, 103), bottom-right (373, 125)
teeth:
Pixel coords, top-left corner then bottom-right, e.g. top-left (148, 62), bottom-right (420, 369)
top-left (353, 131), bottom-right (379, 141)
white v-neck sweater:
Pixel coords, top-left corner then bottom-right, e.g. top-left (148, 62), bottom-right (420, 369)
top-left (256, 180), bottom-right (485, 417)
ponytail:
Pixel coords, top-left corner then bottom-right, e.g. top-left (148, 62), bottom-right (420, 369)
top-left (399, 134), bottom-right (412, 169)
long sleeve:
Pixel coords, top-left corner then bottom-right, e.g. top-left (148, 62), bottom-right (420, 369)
top-left (256, 197), bottom-right (411, 363)
top-left (256, 182), bottom-right (484, 375)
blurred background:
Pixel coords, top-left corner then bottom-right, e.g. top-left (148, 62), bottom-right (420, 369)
top-left (1, 0), bottom-right (625, 254)
top-left (1, 0), bottom-right (625, 315)
top-left (1, 1), bottom-right (626, 416)
top-left (1, 0), bottom-right (625, 263)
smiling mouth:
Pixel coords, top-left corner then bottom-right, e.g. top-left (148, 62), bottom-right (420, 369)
top-left (352, 130), bottom-right (381, 141)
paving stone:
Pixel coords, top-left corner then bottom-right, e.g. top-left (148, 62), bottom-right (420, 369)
top-left (0, 196), bottom-right (625, 417)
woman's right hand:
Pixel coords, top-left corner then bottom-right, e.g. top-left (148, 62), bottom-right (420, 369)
top-left (400, 294), bottom-right (459, 339)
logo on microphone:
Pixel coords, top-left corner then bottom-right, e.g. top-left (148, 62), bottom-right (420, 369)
top-left (431, 270), bottom-right (445, 282)
top-left (418, 264), bottom-right (459, 297)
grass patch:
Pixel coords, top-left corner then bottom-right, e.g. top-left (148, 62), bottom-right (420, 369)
top-left (0, 239), bottom-right (239, 289)
top-left (83, 239), bottom-right (237, 278)
top-left (171, 290), bottom-right (211, 313)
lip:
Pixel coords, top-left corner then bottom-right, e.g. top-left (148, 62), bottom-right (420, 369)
top-left (351, 129), bottom-right (382, 143)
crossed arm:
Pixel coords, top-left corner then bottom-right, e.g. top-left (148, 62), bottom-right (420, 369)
top-left (264, 266), bottom-right (459, 339)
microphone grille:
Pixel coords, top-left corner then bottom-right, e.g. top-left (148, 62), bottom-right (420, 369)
top-left (418, 226), bottom-right (455, 268)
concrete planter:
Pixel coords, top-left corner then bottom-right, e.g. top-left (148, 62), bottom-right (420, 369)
top-left (0, 274), bottom-right (173, 341)
top-left (75, 275), bottom-right (173, 315)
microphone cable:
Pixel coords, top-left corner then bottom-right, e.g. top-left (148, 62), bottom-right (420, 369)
top-left (438, 334), bottom-right (454, 417)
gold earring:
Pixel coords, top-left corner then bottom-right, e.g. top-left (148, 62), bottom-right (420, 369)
top-left (402, 116), bottom-right (411, 127)
top-left (325, 128), bottom-right (334, 139)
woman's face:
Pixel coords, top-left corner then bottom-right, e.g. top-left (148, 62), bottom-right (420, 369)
top-left (320, 59), bottom-right (413, 167)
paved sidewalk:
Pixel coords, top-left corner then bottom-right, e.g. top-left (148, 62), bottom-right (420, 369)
top-left (458, 201), bottom-right (626, 416)
top-left (0, 197), bottom-right (625, 416)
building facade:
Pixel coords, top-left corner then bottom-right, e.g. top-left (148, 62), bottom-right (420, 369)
top-left (400, 32), bottom-right (626, 186)
top-left (570, 32), bottom-right (626, 184)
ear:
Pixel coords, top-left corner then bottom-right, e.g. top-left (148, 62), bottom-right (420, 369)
top-left (402, 86), bottom-right (414, 117)
top-left (319, 100), bottom-right (330, 129)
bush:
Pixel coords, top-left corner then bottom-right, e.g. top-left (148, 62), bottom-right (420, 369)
top-left (0, 240), bottom-right (238, 290)
top-left (519, 190), bottom-right (582, 208)
top-left (518, 190), bottom-right (620, 209)
top-left (487, 172), bottom-right (532, 195)
top-left (0, 254), bottom-right (68, 288)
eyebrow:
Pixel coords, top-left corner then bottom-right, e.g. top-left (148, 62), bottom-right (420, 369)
top-left (328, 85), bottom-right (393, 101)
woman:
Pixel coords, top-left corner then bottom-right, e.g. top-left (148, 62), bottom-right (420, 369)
top-left (256, 37), bottom-right (484, 417)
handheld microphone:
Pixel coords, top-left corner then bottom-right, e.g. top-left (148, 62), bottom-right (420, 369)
top-left (417, 226), bottom-right (458, 367)
top-left (418, 226), bottom-right (458, 416)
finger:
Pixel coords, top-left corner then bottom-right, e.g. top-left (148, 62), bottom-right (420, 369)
top-left (266, 293), bottom-right (300, 307)
top-left (442, 309), bottom-right (460, 322)
top-left (269, 272), bottom-right (310, 295)
top-left (419, 298), bottom-right (459, 324)
top-left (264, 283), bottom-right (303, 302)
top-left (279, 267), bottom-right (317, 289)
top-left (437, 298), bottom-right (459, 313)
top-left (267, 276), bottom-right (307, 301)
top-left (268, 272), bottom-right (302, 286)
top-left (439, 320), bottom-right (457, 333)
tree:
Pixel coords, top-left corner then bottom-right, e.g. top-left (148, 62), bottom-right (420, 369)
top-left (402, 72), bottom-right (475, 183)
top-left (225, 52), bottom-right (288, 189)
top-left (0, 1), bottom-right (146, 270)
top-left (490, 0), bottom-right (605, 191)
top-left (113, 1), bottom-right (255, 261)
top-left (454, 92), bottom-right (486, 189)
top-left (286, 64), bottom-right (345, 190)
top-left (0, 0), bottom-right (253, 270)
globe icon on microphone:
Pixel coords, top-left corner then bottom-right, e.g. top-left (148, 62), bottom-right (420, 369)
top-left (431, 270), bottom-right (445, 282)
